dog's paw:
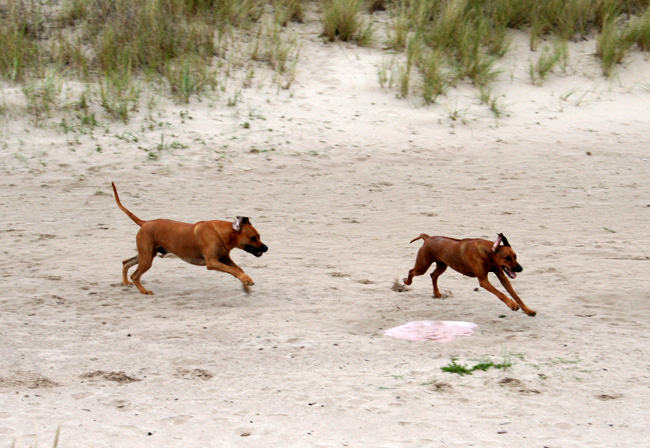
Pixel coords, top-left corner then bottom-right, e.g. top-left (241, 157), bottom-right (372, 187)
top-left (240, 275), bottom-right (254, 286)
top-left (507, 301), bottom-right (519, 311)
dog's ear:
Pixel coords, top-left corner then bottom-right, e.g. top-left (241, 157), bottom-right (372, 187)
top-left (232, 216), bottom-right (250, 232)
top-left (492, 233), bottom-right (512, 252)
top-left (492, 233), bottom-right (503, 253)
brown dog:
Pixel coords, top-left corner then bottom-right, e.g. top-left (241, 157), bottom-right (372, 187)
top-left (403, 233), bottom-right (535, 316)
top-left (112, 182), bottom-right (268, 295)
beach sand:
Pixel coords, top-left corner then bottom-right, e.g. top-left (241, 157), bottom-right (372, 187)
top-left (1, 12), bottom-right (650, 448)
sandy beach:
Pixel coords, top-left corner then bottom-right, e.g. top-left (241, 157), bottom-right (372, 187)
top-left (1, 10), bottom-right (650, 448)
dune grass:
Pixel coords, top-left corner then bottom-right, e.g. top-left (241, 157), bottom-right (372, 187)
top-left (0, 0), bottom-right (301, 122)
top-left (381, 0), bottom-right (650, 107)
top-left (1, 0), bottom-right (650, 123)
top-left (320, 0), bottom-right (374, 45)
top-left (529, 38), bottom-right (569, 85)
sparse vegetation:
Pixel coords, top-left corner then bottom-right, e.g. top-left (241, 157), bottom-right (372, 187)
top-left (381, 0), bottom-right (650, 106)
top-left (442, 354), bottom-right (513, 376)
top-left (529, 38), bottom-right (569, 85)
top-left (0, 0), bottom-right (301, 123)
top-left (1, 0), bottom-right (650, 124)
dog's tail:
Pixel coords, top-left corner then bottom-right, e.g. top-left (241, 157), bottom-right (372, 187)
top-left (112, 182), bottom-right (145, 227)
top-left (409, 233), bottom-right (430, 244)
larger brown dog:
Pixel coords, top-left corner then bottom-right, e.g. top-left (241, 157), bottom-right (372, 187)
top-left (403, 233), bottom-right (536, 316)
top-left (112, 182), bottom-right (268, 295)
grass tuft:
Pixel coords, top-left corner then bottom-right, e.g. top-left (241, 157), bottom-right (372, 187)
top-left (597, 14), bottom-right (635, 77)
top-left (530, 38), bottom-right (569, 85)
top-left (99, 69), bottom-right (140, 123)
top-left (165, 57), bottom-right (217, 103)
top-left (273, 0), bottom-right (304, 27)
top-left (320, 0), bottom-right (374, 45)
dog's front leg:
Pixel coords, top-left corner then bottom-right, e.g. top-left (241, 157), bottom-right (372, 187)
top-left (477, 276), bottom-right (519, 312)
top-left (494, 271), bottom-right (536, 316)
top-left (205, 257), bottom-right (254, 292)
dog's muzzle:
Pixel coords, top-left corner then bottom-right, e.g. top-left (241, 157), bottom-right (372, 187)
top-left (503, 264), bottom-right (523, 279)
top-left (245, 244), bottom-right (268, 257)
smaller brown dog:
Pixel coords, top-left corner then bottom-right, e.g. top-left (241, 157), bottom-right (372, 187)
top-left (403, 233), bottom-right (535, 316)
top-left (112, 182), bottom-right (268, 295)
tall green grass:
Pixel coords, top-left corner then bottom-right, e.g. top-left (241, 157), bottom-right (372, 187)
top-left (2, 0), bottom-right (650, 122)
top-left (382, 0), bottom-right (650, 104)
top-left (0, 0), bottom-right (300, 121)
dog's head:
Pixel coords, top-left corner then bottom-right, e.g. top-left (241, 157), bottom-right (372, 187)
top-left (491, 233), bottom-right (522, 279)
top-left (232, 216), bottom-right (268, 257)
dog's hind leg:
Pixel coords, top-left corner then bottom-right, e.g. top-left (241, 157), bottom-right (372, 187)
top-left (403, 254), bottom-right (434, 286)
top-left (130, 234), bottom-right (156, 295)
top-left (122, 255), bottom-right (138, 286)
top-left (430, 261), bottom-right (447, 298)
top-left (131, 252), bottom-right (155, 295)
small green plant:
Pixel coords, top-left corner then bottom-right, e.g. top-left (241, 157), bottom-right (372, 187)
top-left (441, 355), bottom-right (513, 375)
top-left (397, 63), bottom-right (412, 98)
top-left (441, 358), bottom-right (474, 375)
top-left (227, 90), bottom-right (242, 107)
top-left (442, 102), bottom-right (467, 123)
top-left (165, 57), bottom-right (216, 103)
top-left (530, 39), bottom-right (569, 85)
top-left (479, 86), bottom-right (508, 118)
top-left (377, 58), bottom-right (390, 89)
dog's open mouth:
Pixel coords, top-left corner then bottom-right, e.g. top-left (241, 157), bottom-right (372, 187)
top-left (502, 266), bottom-right (517, 279)
top-left (245, 245), bottom-right (267, 257)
